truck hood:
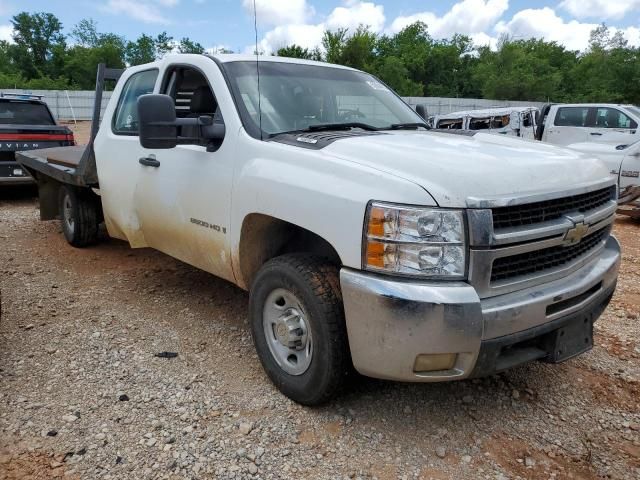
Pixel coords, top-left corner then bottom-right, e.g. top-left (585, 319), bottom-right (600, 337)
top-left (322, 131), bottom-right (611, 207)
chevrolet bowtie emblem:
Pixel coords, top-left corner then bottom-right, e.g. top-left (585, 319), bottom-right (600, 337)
top-left (563, 222), bottom-right (589, 246)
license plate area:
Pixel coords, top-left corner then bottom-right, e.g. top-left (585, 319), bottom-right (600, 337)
top-left (545, 316), bottom-right (593, 363)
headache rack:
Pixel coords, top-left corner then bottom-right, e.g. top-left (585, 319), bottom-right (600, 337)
top-left (15, 64), bottom-right (124, 187)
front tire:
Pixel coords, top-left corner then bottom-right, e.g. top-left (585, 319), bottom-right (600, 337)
top-left (59, 185), bottom-right (99, 247)
top-left (249, 254), bottom-right (349, 405)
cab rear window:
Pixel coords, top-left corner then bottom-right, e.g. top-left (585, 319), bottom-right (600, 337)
top-left (0, 101), bottom-right (55, 125)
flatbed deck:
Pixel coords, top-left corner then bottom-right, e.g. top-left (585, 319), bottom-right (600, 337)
top-left (16, 144), bottom-right (95, 187)
top-left (40, 145), bottom-right (86, 169)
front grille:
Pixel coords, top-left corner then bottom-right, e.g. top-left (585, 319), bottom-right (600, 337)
top-left (492, 186), bottom-right (615, 229)
top-left (491, 226), bottom-right (609, 283)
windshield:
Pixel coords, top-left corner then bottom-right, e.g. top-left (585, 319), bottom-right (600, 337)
top-left (0, 101), bottom-right (54, 125)
top-left (222, 61), bottom-right (424, 137)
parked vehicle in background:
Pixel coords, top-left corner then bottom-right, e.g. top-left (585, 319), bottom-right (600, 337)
top-left (536, 104), bottom-right (640, 146)
top-left (433, 104), bottom-right (640, 206)
top-left (0, 93), bottom-right (75, 186)
top-left (17, 56), bottom-right (620, 405)
top-left (433, 107), bottom-right (540, 139)
top-left (566, 139), bottom-right (640, 215)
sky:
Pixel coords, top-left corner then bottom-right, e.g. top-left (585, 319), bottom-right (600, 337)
top-left (0, 0), bottom-right (639, 54)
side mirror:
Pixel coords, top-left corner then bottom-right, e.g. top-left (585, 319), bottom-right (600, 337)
top-left (137, 94), bottom-right (178, 149)
top-left (137, 94), bottom-right (226, 151)
top-left (415, 104), bottom-right (428, 120)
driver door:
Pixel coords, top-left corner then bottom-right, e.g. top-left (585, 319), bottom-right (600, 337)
top-left (133, 60), bottom-right (236, 283)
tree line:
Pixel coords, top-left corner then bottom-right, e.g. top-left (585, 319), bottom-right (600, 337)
top-left (277, 23), bottom-right (640, 104)
top-left (0, 12), bottom-right (213, 90)
top-left (1, 11), bottom-right (638, 105)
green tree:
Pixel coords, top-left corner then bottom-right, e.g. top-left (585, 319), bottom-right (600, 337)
top-left (472, 36), bottom-right (575, 101)
top-left (178, 38), bottom-right (205, 54)
top-left (154, 31), bottom-right (174, 58)
top-left (71, 18), bottom-right (99, 47)
top-left (125, 34), bottom-right (156, 65)
top-left (322, 29), bottom-right (347, 65)
top-left (276, 44), bottom-right (321, 60)
top-left (376, 56), bottom-right (423, 96)
top-left (10, 12), bottom-right (66, 78)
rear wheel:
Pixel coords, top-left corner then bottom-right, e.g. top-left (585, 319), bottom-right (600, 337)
top-left (249, 254), bottom-right (350, 405)
top-left (59, 185), bottom-right (99, 247)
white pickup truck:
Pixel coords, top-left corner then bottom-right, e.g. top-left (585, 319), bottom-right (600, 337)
top-left (17, 55), bottom-right (621, 405)
top-left (537, 103), bottom-right (640, 146)
top-left (566, 139), bottom-right (640, 213)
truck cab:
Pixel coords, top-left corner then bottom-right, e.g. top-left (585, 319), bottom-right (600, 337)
top-left (538, 103), bottom-right (640, 146)
top-left (18, 55), bottom-right (621, 405)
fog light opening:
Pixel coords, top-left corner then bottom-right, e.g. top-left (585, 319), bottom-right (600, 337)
top-left (413, 353), bottom-right (457, 373)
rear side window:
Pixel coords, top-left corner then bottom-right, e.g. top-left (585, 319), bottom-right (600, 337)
top-left (0, 101), bottom-right (54, 125)
top-left (112, 69), bottom-right (158, 135)
top-left (595, 107), bottom-right (638, 129)
top-left (554, 107), bottom-right (589, 127)
top-left (437, 118), bottom-right (464, 129)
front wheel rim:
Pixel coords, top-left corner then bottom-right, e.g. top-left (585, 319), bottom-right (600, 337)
top-left (262, 288), bottom-right (313, 376)
top-left (63, 195), bottom-right (74, 232)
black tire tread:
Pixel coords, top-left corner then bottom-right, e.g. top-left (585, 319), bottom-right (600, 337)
top-left (250, 254), bottom-right (349, 405)
top-left (60, 186), bottom-right (99, 247)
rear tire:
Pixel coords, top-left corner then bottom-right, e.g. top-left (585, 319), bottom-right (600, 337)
top-left (249, 254), bottom-right (350, 406)
top-left (59, 185), bottom-right (99, 247)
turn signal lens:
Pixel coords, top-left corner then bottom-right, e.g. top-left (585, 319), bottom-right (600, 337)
top-left (365, 241), bottom-right (386, 268)
top-left (367, 205), bottom-right (388, 237)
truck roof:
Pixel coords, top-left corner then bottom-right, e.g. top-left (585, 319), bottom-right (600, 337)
top-left (437, 106), bottom-right (539, 120)
top-left (553, 103), bottom-right (637, 108)
top-left (132, 53), bottom-right (358, 72)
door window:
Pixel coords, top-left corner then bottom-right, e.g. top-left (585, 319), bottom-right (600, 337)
top-left (161, 66), bottom-right (221, 145)
top-left (594, 107), bottom-right (638, 129)
top-left (554, 107), bottom-right (589, 127)
top-left (112, 69), bottom-right (158, 135)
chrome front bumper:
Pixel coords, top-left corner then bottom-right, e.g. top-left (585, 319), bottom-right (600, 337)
top-left (340, 236), bottom-right (620, 382)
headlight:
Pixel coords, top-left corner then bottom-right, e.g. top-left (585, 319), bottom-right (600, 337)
top-left (363, 202), bottom-right (467, 278)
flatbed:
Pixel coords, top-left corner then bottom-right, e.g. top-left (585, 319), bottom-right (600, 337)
top-left (15, 65), bottom-right (123, 220)
top-left (18, 146), bottom-right (92, 186)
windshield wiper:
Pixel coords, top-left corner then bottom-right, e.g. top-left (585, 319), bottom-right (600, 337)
top-left (386, 122), bottom-right (430, 130)
top-left (268, 122), bottom-right (380, 138)
top-left (307, 122), bottom-right (379, 132)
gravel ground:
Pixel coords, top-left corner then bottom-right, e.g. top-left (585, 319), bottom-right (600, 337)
top-left (1, 184), bottom-right (639, 480)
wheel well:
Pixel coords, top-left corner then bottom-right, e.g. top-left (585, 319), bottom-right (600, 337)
top-left (238, 214), bottom-right (342, 289)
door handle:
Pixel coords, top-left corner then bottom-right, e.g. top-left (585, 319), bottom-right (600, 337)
top-left (139, 156), bottom-right (160, 167)
top-left (590, 132), bottom-right (603, 136)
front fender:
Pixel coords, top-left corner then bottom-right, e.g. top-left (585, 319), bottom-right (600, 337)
top-left (230, 137), bottom-right (433, 287)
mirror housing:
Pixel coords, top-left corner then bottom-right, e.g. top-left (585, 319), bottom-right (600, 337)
top-left (415, 104), bottom-right (428, 120)
top-left (138, 94), bottom-right (178, 149)
top-left (137, 94), bottom-right (226, 151)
